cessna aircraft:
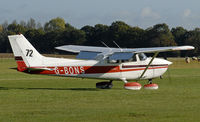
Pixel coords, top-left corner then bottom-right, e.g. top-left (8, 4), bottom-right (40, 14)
top-left (8, 34), bottom-right (194, 90)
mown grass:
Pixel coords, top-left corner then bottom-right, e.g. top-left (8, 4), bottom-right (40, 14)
top-left (0, 57), bottom-right (200, 122)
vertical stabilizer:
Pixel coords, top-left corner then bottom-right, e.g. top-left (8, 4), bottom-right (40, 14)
top-left (8, 34), bottom-right (44, 71)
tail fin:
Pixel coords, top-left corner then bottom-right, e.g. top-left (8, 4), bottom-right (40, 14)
top-left (8, 34), bottom-right (43, 71)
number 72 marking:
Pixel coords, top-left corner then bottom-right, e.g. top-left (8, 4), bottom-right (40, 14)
top-left (26, 49), bottom-right (33, 57)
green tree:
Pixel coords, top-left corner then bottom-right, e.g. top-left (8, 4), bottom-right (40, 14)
top-left (109, 21), bottom-right (131, 47)
top-left (59, 29), bottom-right (86, 46)
top-left (145, 23), bottom-right (178, 57)
top-left (20, 20), bottom-right (27, 28)
top-left (42, 31), bottom-right (61, 53)
top-left (146, 23), bottom-right (176, 47)
top-left (65, 23), bottom-right (75, 30)
top-left (125, 27), bottom-right (145, 48)
top-left (0, 32), bottom-right (11, 53)
top-left (183, 28), bottom-right (200, 56)
top-left (2, 21), bottom-right (8, 31)
top-left (90, 24), bottom-right (109, 46)
top-left (24, 29), bottom-right (45, 53)
top-left (171, 27), bottom-right (187, 45)
top-left (36, 22), bottom-right (43, 29)
top-left (7, 23), bottom-right (26, 34)
top-left (81, 25), bottom-right (95, 45)
top-left (12, 20), bottom-right (17, 25)
top-left (27, 18), bottom-right (36, 29)
top-left (44, 17), bottom-right (66, 32)
top-left (1, 18), bottom-right (200, 56)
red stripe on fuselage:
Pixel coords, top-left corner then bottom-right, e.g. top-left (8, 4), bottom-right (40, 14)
top-left (120, 66), bottom-right (168, 72)
top-left (122, 64), bottom-right (168, 68)
top-left (28, 65), bottom-right (168, 75)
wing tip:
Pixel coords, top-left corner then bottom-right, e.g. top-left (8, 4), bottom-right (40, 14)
top-left (173, 46), bottom-right (195, 51)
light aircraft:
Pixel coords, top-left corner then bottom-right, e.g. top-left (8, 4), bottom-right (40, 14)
top-left (8, 34), bottom-right (194, 90)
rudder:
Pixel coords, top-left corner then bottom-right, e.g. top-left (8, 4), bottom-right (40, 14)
top-left (8, 34), bottom-right (44, 71)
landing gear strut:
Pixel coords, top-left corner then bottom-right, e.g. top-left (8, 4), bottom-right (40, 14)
top-left (96, 80), bottom-right (113, 89)
top-left (148, 79), bottom-right (153, 84)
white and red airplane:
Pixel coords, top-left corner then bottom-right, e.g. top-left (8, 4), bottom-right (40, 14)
top-left (8, 34), bottom-right (194, 90)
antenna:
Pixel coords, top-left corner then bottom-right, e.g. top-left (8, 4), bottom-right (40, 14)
top-left (113, 41), bottom-right (122, 52)
top-left (101, 41), bottom-right (112, 51)
top-left (101, 41), bottom-right (109, 48)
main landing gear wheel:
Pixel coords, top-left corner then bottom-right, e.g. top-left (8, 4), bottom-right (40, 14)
top-left (96, 80), bottom-right (113, 89)
top-left (124, 82), bottom-right (142, 90)
top-left (144, 79), bottom-right (159, 90)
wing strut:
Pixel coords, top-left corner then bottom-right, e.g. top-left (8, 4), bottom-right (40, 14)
top-left (138, 52), bottom-right (159, 80)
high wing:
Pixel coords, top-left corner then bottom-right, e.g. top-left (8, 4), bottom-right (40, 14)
top-left (55, 45), bottom-right (194, 60)
top-left (56, 45), bottom-right (194, 53)
top-left (55, 45), bottom-right (119, 53)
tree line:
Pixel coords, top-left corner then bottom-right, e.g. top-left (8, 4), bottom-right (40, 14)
top-left (0, 17), bottom-right (199, 57)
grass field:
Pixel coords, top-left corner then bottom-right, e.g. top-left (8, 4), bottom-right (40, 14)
top-left (0, 56), bottom-right (200, 122)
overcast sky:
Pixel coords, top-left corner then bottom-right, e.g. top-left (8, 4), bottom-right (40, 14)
top-left (0, 0), bottom-right (200, 29)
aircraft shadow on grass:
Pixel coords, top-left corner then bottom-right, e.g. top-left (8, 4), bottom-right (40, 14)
top-left (0, 87), bottom-right (99, 91)
top-left (8, 68), bottom-right (99, 91)
top-left (9, 67), bottom-right (18, 70)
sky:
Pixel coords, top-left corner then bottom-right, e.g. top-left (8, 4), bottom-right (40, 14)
top-left (0, 0), bottom-right (200, 30)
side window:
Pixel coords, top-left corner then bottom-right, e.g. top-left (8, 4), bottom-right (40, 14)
top-left (132, 55), bottom-right (137, 62)
top-left (106, 57), bottom-right (119, 64)
top-left (107, 52), bottom-right (134, 63)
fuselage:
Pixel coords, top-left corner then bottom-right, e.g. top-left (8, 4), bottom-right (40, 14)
top-left (23, 55), bottom-right (172, 81)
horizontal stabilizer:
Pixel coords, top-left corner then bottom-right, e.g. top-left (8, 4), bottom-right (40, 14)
top-left (27, 67), bottom-right (54, 71)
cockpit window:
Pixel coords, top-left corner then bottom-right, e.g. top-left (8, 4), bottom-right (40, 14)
top-left (107, 52), bottom-right (137, 63)
top-left (138, 53), bottom-right (147, 61)
top-left (109, 52), bottom-right (134, 60)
